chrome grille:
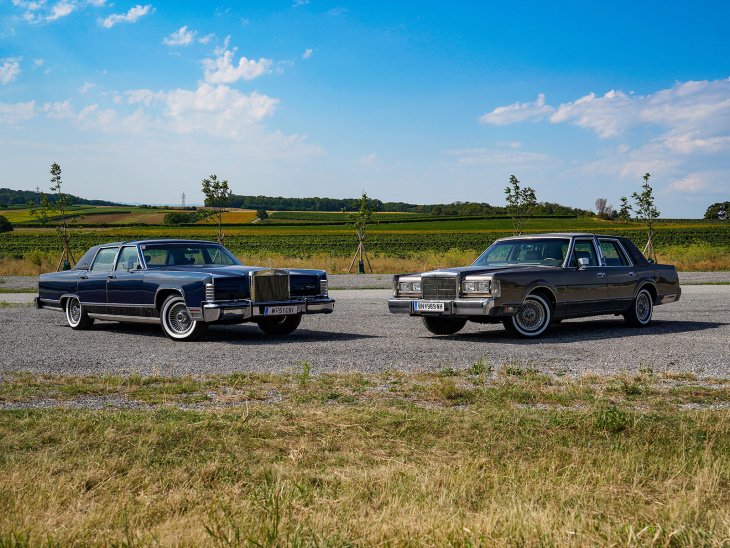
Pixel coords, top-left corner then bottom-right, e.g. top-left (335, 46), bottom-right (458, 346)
top-left (252, 272), bottom-right (290, 302)
top-left (422, 276), bottom-right (458, 300)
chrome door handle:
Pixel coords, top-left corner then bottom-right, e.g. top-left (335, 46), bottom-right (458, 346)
top-left (629, 271), bottom-right (635, 277)
top-left (107, 274), bottom-right (116, 279)
top-left (79, 275), bottom-right (88, 279)
top-left (597, 272), bottom-right (606, 278)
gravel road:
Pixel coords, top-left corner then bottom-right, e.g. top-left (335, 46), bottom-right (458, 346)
top-left (1, 284), bottom-right (728, 379)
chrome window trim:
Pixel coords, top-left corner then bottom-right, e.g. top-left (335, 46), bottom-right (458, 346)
top-left (89, 246), bottom-right (121, 273)
top-left (114, 245), bottom-right (144, 271)
top-left (597, 238), bottom-right (633, 267)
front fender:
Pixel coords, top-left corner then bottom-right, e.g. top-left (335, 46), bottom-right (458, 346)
top-left (520, 279), bottom-right (558, 305)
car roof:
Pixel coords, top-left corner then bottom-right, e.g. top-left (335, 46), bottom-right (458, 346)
top-left (495, 233), bottom-right (621, 240)
top-left (122, 239), bottom-right (221, 246)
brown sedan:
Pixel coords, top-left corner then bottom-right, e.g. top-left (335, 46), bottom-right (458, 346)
top-left (388, 233), bottom-right (681, 338)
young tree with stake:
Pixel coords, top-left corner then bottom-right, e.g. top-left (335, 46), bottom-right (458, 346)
top-left (201, 174), bottom-right (232, 245)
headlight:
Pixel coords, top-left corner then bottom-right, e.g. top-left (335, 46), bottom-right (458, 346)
top-left (398, 281), bottom-right (421, 293)
top-left (462, 280), bottom-right (493, 294)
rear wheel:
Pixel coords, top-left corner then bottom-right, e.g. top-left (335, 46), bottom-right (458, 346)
top-left (257, 314), bottom-right (301, 335)
top-left (160, 295), bottom-right (208, 341)
top-left (624, 288), bottom-right (653, 327)
top-left (422, 316), bottom-right (467, 335)
top-left (65, 296), bottom-right (94, 330)
top-left (503, 294), bottom-right (552, 338)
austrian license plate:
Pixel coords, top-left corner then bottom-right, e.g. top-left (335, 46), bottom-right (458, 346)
top-left (414, 301), bottom-right (445, 312)
top-left (264, 306), bottom-right (298, 316)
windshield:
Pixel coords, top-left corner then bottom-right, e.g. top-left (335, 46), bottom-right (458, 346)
top-left (141, 243), bottom-right (242, 268)
top-left (472, 238), bottom-right (570, 267)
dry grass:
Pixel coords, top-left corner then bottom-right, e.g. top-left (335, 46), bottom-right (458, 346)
top-left (1, 372), bottom-right (729, 546)
top-left (1, 244), bottom-right (728, 276)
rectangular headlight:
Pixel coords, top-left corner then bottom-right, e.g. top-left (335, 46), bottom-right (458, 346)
top-left (462, 280), bottom-right (493, 294)
top-left (398, 281), bottom-right (421, 294)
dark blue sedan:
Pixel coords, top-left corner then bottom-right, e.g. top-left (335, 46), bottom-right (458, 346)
top-left (36, 239), bottom-right (334, 341)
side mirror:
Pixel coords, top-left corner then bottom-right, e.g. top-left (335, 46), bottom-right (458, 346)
top-left (578, 257), bottom-right (590, 270)
top-left (122, 261), bottom-right (136, 271)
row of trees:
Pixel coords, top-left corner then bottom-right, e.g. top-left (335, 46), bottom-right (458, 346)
top-left (228, 193), bottom-right (589, 217)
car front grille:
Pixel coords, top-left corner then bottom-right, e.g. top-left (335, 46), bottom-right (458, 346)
top-left (421, 276), bottom-right (458, 300)
top-left (252, 273), bottom-right (290, 302)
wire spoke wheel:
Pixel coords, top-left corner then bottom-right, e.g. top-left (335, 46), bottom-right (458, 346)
top-left (161, 295), bottom-right (208, 341)
top-left (625, 288), bottom-right (653, 327)
top-left (503, 293), bottom-right (552, 338)
top-left (65, 296), bottom-right (93, 330)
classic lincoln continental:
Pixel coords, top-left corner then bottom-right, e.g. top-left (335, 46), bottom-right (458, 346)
top-left (36, 240), bottom-right (334, 341)
top-left (388, 233), bottom-right (680, 338)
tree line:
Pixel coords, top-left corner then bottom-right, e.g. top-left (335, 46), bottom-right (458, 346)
top-left (0, 188), bottom-right (122, 209)
top-left (228, 194), bottom-right (590, 217)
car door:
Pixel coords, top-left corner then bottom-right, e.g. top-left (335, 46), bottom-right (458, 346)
top-left (77, 246), bottom-right (118, 310)
top-left (563, 238), bottom-right (608, 315)
top-left (599, 238), bottom-right (636, 311)
top-left (107, 245), bottom-right (148, 315)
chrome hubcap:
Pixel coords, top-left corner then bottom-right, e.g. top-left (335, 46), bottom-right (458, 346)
top-left (515, 299), bottom-right (545, 331)
top-left (168, 302), bottom-right (192, 334)
top-left (637, 293), bottom-right (651, 322)
top-left (69, 300), bottom-right (81, 324)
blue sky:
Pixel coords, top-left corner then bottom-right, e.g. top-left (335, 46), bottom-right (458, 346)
top-left (1, 0), bottom-right (729, 217)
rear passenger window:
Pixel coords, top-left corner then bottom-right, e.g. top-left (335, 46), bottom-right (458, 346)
top-left (600, 240), bottom-right (629, 266)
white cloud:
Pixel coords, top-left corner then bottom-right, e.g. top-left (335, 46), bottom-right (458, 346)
top-left (198, 33), bottom-right (214, 45)
top-left (79, 82), bottom-right (95, 94)
top-left (549, 78), bottom-right (730, 139)
top-left (163, 26), bottom-right (196, 46)
top-left (164, 84), bottom-right (278, 137)
top-left (202, 50), bottom-right (273, 83)
top-left (479, 93), bottom-right (555, 125)
top-left (0, 100), bottom-right (36, 124)
top-left (12, 0), bottom-right (46, 9)
top-left (302, 48), bottom-right (313, 59)
top-left (99, 4), bottom-right (152, 28)
top-left (357, 152), bottom-right (378, 167)
top-left (43, 100), bottom-right (76, 119)
top-left (293, 0), bottom-right (310, 6)
top-left (33, 58), bottom-right (44, 68)
top-left (47, 1), bottom-right (75, 21)
top-left (442, 147), bottom-right (562, 170)
top-left (87, 0), bottom-right (107, 6)
top-left (667, 174), bottom-right (709, 194)
top-left (0, 59), bottom-right (21, 85)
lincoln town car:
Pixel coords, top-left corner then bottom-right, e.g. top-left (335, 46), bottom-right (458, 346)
top-left (388, 233), bottom-right (680, 338)
top-left (36, 240), bottom-right (334, 341)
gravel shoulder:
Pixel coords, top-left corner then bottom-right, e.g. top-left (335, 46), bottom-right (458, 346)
top-left (1, 285), bottom-right (728, 379)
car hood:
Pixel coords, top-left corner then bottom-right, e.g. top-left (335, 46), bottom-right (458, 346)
top-left (408, 265), bottom-right (558, 277)
top-left (158, 265), bottom-right (324, 279)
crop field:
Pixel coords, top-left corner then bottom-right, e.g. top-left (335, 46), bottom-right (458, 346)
top-left (207, 210), bottom-right (258, 224)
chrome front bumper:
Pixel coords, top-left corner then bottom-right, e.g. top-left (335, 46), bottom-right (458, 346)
top-left (197, 297), bottom-right (335, 323)
top-left (388, 297), bottom-right (500, 317)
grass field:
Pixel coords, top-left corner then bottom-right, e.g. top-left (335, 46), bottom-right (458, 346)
top-left (1, 369), bottom-right (729, 546)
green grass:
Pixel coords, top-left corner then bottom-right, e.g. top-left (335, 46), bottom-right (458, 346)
top-left (0, 288), bottom-right (37, 293)
top-left (1, 369), bottom-right (729, 546)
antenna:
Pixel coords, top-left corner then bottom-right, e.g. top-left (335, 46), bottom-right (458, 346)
top-left (181, 192), bottom-right (186, 208)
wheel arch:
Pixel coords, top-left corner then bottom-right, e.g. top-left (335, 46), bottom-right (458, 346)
top-left (155, 287), bottom-right (184, 310)
top-left (524, 284), bottom-right (557, 311)
top-left (635, 281), bottom-right (657, 303)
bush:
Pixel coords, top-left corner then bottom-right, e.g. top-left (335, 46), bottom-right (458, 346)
top-left (0, 215), bottom-right (12, 234)
top-left (163, 212), bottom-right (191, 225)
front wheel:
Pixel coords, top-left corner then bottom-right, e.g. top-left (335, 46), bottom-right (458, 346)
top-left (624, 288), bottom-right (653, 327)
top-left (503, 294), bottom-right (552, 338)
top-left (257, 314), bottom-right (301, 335)
top-left (65, 296), bottom-right (94, 330)
top-left (160, 295), bottom-right (208, 341)
top-left (422, 316), bottom-right (467, 335)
